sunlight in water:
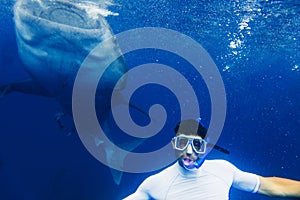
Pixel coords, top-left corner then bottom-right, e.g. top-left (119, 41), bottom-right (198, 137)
top-left (77, 0), bottom-right (119, 18)
top-left (22, 0), bottom-right (119, 18)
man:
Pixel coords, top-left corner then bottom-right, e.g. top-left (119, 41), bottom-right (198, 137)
top-left (123, 119), bottom-right (300, 199)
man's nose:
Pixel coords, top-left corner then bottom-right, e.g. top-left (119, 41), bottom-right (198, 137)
top-left (186, 143), bottom-right (193, 154)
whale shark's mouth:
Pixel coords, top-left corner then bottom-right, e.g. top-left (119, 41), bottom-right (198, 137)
top-left (13, 0), bottom-right (127, 96)
top-left (39, 2), bottom-right (92, 29)
top-left (15, 0), bottom-right (118, 29)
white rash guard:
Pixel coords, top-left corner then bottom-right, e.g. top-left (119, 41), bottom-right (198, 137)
top-left (123, 159), bottom-right (260, 200)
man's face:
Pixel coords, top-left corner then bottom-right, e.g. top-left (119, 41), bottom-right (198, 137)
top-left (171, 133), bottom-right (206, 169)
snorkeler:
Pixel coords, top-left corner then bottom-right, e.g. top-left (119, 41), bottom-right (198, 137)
top-left (123, 119), bottom-right (300, 199)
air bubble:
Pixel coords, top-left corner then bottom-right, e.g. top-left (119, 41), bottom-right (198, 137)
top-left (291, 65), bottom-right (299, 71)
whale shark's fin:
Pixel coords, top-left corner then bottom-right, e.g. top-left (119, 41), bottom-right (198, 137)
top-left (0, 83), bottom-right (12, 96)
top-left (105, 137), bottom-right (146, 185)
top-left (128, 102), bottom-right (150, 119)
top-left (95, 119), bottom-right (146, 185)
top-left (0, 79), bottom-right (53, 97)
top-left (110, 168), bottom-right (123, 186)
top-left (55, 112), bottom-right (66, 129)
top-left (112, 90), bottom-right (150, 120)
top-left (104, 147), bottom-right (124, 185)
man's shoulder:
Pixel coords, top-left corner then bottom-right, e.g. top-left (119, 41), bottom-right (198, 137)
top-left (200, 159), bottom-right (238, 186)
top-left (204, 159), bottom-right (233, 165)
top-left (150, 162), bottom-right (178, 178)
top-left (202, 159), bottom-right (236, 171)
top-left (142, 163), bottom-right (178, 186)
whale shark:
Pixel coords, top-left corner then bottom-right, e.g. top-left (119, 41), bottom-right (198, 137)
top-left (0, 0), bottom-right (142, 185)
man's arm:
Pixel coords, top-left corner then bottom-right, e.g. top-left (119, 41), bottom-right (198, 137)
top-left (123, 177), bottom-right (153, 200)
top-left (123, 190), bottom-right (149, 200)
top-left (258, 176), bottom-right (300, 198)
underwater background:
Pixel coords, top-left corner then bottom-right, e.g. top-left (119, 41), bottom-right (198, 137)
top-left (0, 0), bottom-right (299, 200)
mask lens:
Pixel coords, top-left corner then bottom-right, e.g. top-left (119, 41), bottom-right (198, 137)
top-left (175, 137), bottom-right (189, 150)
top-left (192, 138), bottom-right (205, 153)
top-left (173, 136), bottom-right (206, 154)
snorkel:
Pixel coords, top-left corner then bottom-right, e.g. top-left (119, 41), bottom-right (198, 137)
top-left (196, 117), bottom-right (230, 155)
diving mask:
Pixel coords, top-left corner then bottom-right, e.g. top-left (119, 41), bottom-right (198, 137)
top-left (172, 135), bottom-right (207, 154)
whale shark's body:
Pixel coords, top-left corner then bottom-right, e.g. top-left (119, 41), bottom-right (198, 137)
top-left (0, 0), bottom-right (136, 185)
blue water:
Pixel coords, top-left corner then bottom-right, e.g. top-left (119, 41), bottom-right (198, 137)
top-left (0, 0), bottom-right (299, 200)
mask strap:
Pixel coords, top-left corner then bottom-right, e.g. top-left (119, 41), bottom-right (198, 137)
top-left (195, 117), bottom-right (230, 155)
